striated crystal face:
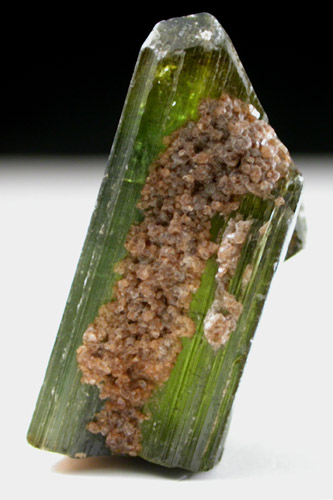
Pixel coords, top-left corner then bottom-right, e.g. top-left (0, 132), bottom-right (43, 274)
top-left (27, 13), bottom-right (303, 472)
top-left (76, 93), bottom-right (293, 457)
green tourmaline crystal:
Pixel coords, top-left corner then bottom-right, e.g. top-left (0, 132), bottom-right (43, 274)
top-left (27, 13), bottom-right (303, 472)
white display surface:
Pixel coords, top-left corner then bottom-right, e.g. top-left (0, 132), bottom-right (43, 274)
top-left (1, 156), bottom-right (332, 499)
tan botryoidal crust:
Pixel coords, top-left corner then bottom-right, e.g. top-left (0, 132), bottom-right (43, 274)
top-left (76, 94), bottom-right (291, 456)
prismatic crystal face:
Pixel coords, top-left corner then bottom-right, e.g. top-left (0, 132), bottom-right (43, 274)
top-left (77, 93), bottom-right (292, 456)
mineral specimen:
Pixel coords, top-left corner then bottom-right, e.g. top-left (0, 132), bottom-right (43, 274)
top-left (27, 13), bottom-right (303, 472)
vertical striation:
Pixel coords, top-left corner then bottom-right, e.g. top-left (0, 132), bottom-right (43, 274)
top-left (77, 93), bottom-right (291, 456)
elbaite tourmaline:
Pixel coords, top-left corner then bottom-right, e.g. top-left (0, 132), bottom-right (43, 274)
top-left (27, 13), bottom-right (303, 472)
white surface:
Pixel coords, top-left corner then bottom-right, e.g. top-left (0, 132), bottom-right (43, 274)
top-left (1, 155), bottom-right (332, 499)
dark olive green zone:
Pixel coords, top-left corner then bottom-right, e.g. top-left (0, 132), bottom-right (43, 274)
top-left (27, 13), bottom-right (303, 470)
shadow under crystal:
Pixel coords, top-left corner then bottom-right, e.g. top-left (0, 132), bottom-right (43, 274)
top-left (53, 454), bottom-right (195, 480)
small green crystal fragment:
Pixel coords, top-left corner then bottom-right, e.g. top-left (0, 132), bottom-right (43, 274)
top-left (27, 13), bottom-right (303, 472)
top-left (286, 204), bottom-right (306, 259)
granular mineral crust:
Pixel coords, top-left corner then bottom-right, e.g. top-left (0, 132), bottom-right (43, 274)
top-left (76, 94), bottom-right (291, 457)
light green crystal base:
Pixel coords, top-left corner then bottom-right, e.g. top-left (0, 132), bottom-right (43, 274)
top-left (27, 13), bottom-right (303, 472)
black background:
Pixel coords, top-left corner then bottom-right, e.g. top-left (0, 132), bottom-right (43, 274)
top-left (1, 6), bottom-right (331, 156)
